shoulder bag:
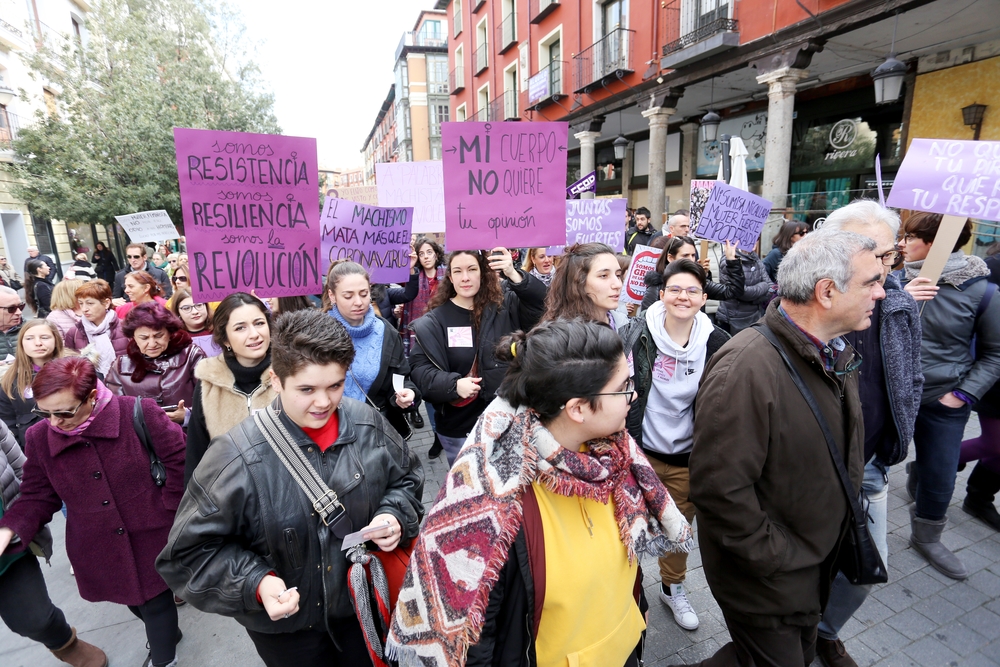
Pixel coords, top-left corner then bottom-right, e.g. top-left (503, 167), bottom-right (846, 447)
top-left (753, 323), bottom-right (888, 585)
top-left (132, 398), bottom-right (166, 487)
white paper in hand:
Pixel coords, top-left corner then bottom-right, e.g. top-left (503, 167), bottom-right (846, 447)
top-left (392, 374), bottom-right (405, 394)
top-left (340, 520), bottom-right (391, 551)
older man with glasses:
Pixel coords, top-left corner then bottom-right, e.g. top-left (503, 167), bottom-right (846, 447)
top-left (0, 286), bottom-right (25, 362)
top-left (111, 243), bottom-right (172, 305)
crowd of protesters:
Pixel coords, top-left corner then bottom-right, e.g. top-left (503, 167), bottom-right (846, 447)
top-left (0, 201), bottom-right (997, 667)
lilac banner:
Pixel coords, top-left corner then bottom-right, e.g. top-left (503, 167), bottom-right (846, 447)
top-left (173, 128), bottom-right (322, 302)
top-left (319, 198), bottom-right (412, 284)
top-left (693, 181), bottom-right (772, 248)
top-left (567, 171), bottom-right (597, 198)
top-left (547, 198), bottom-right (628, 255)
top-left (442, 121), bottom-right (569, 250)
top-left (376, 161), bottom-right (445, 233)
top-left (886, 138), bottom-right (1000, 221)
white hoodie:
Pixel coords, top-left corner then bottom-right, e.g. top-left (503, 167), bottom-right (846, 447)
top-left (641, 301), bottom-right (714, 456)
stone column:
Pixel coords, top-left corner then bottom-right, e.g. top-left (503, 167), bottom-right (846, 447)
top-left (680, 121), bottom-right (700, 211)
top-left (574, 130), bottom-right (601, 200)
top-left (642, 106), bottom-right (676, 230)
top-left (756, 66), bottom-right (808, 250)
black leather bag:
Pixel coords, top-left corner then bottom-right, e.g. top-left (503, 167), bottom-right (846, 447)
top-left (754, 323), bottom-right (887, 586)
top-left (132, 398), bottom-right (166, 487)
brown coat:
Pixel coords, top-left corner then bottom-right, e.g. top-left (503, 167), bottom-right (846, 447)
top-left (690, 302), bottom-right (864, 628)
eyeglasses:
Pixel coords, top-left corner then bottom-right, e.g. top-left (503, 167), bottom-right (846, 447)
top-left (588, 378), bottom-right (637, 405)
top-left (1, 303), bottom-right (25, 314)
top-left (663, 285), bottom-right (704, 298)
top-left (127, 254), bottom-right (144, 260)
top-left (178, 303), bottom-right (206, 313)
top-left (32, 399), bottom-right (86, 420)
top-left (875, 250), bottom-right (901, 266)
top-left (902, 233), bottom-right (918, 242)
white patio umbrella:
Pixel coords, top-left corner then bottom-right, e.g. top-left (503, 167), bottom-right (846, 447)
top-left (716, 136), bottom-right (749, 190)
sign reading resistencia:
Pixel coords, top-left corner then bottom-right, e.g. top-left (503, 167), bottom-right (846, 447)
top-left (442, 121), bottom-right (569, 250)
top-left (173, 128), bottom-right (323, 302)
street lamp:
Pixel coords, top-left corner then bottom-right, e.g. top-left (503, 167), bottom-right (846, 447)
top-left (962, 103), bottom-right (988, 141)
top-left (613, 108), bottom-right (628, 160)
top-left (0, 82), bottom-right (14, 107)
top-left (871, 55), bottom-right (906, 105)
top-left (701, 110), bottom-right (721, 143)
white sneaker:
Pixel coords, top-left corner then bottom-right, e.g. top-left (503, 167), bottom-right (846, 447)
top-left (659, 583), bottom-right (699, 630)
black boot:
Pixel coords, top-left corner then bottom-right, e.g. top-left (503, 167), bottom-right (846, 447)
top-left (963, 463), bottom-right (1000, 531)
top-left (428, 433), bottom-right (443, 459)
top-left (410, 410), bottom-right (424, 429)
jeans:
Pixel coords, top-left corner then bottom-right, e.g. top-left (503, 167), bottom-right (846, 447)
top-left (912, 400), bottom-right (973, 520)
top-left (817, 460), bottom-right (889, 641)
top-left (696, 611), bottom-right (817, 667)
top-left (438, 433), bottom-right (468, 466)
top-left (425, 402), bottom-right (437, 432)
top-left (0, 555), bottom-right (74, 650)
top-left (127, 589), bottom-right (179, 667)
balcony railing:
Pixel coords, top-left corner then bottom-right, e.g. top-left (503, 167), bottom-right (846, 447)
top-left (490, 89), bottom-right (519, 121)
top-left (0, 110), bottom-right (22, 150)
top-left (662, 17), bottom-right (738, 56)
top-left (474, 43), bottom-right (488, 74)
top-left (497, 12), bottom-right (516, 53)
top-left (395, 30), bottom-right (448, 61)
top-left (450, 65), bottom-right (465, 93)
top-left (454, 8), bottom-right (463, 37)
top-left (529, 0), bottom-right (559, 24)
top-left (475, 105), bottom-right (492, 122)
top-left (527, 60), bottom-right (564, 108)
top-left (573, 28), bottom-right (634, 94)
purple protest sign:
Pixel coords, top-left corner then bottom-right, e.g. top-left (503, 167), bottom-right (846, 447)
top-left (173, 128), bottom-right (322, 302)
top-left (693, 181), bottom-right (772, 248)
top-left (886, 138), bottom-right (1000, 221)
top-left (319, 198), bottom-right (412, 284)
top-left (442, 121), bottom-right (569, 250)
top-left (376, 161), bottom-right (445, 233)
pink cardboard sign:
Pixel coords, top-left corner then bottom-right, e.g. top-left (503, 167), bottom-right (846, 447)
top-left (173, 128), bottom-right (323, 302)
top-left (886, 138), bottom-right (1000, 221)
top-left (442, 121), bottom-right (569, 250)
top-left (319, 198), bottom-right (413, 284)
top-left (693, 181), bottom-right (772, 248)
top-left (376, 161), bottom-right (446, 233)
top-left (546, 198), bottom-right (628, 256)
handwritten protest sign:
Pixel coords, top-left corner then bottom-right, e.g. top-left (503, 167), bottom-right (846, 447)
top-left (622, 244), bottom-right (662, 305)
top-left (689, 180), bottom-right (718, 233)
top-left (886, 138), bottom-right (1000, 284)
top-left (173, 128), bottom-right (322, 302)
top-left (376, 162), bottom-right (445, 233)
top-left (442, 121), bottom-right (569, 250)
top-left (547, 198), bottom-right (628, 256)
top-left (330, 185), bottom-right (379, 205)
top-left (114, 210), bottom-right (180, 243)
top-left (567, 171), bottom-right (597, 198)
top-left (319, 198), bottom-right (412, 283)
top-left (693, 181), bottom-right (772, 248)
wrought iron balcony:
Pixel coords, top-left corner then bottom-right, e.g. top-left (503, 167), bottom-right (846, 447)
top-left (497, 12), bottom-right (516, 53)
top-left (662, 17), bottom-right (738, 56)
top-left (490, 90), bottom-right (519, 122)
top-left (0, 110), bottom-right (22, 150)
top-left (527, 60), bottom-right (565, 109)
top-left (474, 105), bottom-right (492, 122)
top-left (529, 0), bottom-right (559, 24)
top-left (474, 43), bottom-right (488, 75)
top-left (572, 28), bottom-right (634, 94)
top-left (450, 65), bottom-right (465, 94)
top-left (453, 8), bottom-right (463, 37)
top-left (395, 30), bottom-right (448, 61)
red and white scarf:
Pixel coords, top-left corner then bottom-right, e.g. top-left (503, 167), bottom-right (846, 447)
top-left (386, 397), bottom-right (693, 667)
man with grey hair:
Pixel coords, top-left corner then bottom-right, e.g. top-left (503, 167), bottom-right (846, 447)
top-left (684, 230), bottom-right (884, 667)
top-left (0, 285), bottom-right (24, 361)
top-left (811, 201), bottom-right (922, 667)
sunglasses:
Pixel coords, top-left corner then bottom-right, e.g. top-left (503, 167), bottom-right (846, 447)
top-left (32, 399), bottom-right (87, 420)
top-left (173, 275), bottom-right (189, 283)
top-left (127, 254), bottom-right (144, 260)
top-left (1, 302), bottom-right (25, 314)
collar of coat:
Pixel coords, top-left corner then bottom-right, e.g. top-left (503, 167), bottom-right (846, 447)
top-left (764, 300), bottom-right (859, 375)
top-left (45, 393), bottom-right (123, 455)
top-left (194, 353), bottom-right (271, 391)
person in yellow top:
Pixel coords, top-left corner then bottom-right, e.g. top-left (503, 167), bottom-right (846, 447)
top-left (387, 318), bottom-right (694, 667)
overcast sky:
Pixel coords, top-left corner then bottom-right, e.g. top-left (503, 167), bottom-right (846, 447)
top-left (238, 0), bottom-right (431, 170)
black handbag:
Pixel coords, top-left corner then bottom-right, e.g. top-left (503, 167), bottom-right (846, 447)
top-left (132, 398), bottom-right (166, 487)
top-left (754, 323), bottom-right (888, 586)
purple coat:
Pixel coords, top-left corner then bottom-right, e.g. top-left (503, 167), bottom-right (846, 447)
top-left (0, 396), bottom-right (186, 605)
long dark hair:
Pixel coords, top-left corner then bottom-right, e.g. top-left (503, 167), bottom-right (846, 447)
top-left (211, 292), bottom-right (272, 355)
top-left (774, 221), bottom-right (810, 254)
top-left (427, 251), bottom-right (503, 330)
top-left (656, 235), bottom-right (697, 274)
top-left (541, 243), bottom-right (617, 323)
top-left (24, 259), bottom-right (44, 313)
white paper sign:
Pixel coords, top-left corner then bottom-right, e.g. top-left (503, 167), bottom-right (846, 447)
top-left (376, 161), bottom-right (446, 233)
top-left (392, 373), bottom-right (405, 394)
top-left (114, 210), bottom-right (180, 243)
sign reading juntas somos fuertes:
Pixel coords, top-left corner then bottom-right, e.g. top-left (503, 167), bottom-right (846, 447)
top-left (547, 198), bottom-right (628, 255)
top-left (173, 128), bottom-right (323, 302)
top-left (319, 198), bottom-right (413, 284)
top-left (442, 121), bottom-right (569, 250)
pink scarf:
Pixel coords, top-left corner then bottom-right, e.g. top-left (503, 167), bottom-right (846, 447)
top-left (49, 381), bottom-right (114, 436)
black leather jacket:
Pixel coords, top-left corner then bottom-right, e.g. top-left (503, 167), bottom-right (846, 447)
top-left (155, 397), bottom-right (424, 634)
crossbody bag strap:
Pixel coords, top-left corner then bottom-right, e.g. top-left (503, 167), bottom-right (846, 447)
top-left (253, 406), bottom-right (344, 527)
top-left (752, 323), bottom-right (866, 529)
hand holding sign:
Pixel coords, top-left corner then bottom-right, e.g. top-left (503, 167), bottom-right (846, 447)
top-left (693, 182), bottom-right (772, 248)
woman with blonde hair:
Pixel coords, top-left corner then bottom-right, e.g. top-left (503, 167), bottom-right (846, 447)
top-left (45, 280), bottom-right (84, 339)
top-left (521, 247), bottom-right (555, 287)
top-left (116, 270), bottom-right (165, 319)
top-left (0, 320), bottom-right (73, 446)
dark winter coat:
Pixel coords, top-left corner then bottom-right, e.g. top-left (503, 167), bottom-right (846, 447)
top-left (64, 316), bottom-right (130, 357)
top-left (0, 376), bottom-right (41, 448)
top-left (409, 271), bottom-right (546, 407)
top-left (374, 271), bottom-right (419, 330)
top-left (690, 302), bottom-right (864, 627)
top-left (0, 324), bottom-right (20, 360)
top-left (0, 419), bottom-right (53, 565)
top-left (33, 276), bottom-right (54, 318)
top-left (156, 397), bottom-right (424, 633)
top-left (0, 396), bottom-right (186, 605)
top-left (105, 343), bottom-right (207, 410)
top-left (624, 226), bottom-right (653, 255)
top-left (715, 250), bottom-right (773, 333)
top-left (112, 262), bottom-right (172, 300)
top-left (91, 249), bottom-right (119, 284)
top-left (350, 315), bottom-right (421, 421)
top-left (974, 255), bottom-right (1000, 418)
top-left (640, 257), bottom-right (746, 312)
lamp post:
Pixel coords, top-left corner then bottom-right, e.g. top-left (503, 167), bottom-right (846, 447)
top-left (871, 55), bottom-right (906, 105)
top-left (962, 103), bottom-right (988, 141)
top-left (0, 82), bottom-right (14, 107)
top-left (701, 110), bottom-right (721, 143)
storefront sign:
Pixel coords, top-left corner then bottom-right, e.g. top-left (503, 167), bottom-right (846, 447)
top-left (693, 181), bottom-right (772, 248)
top-left (622, 245), bottom-right (661, 305)
top-left (792, 118), bottom-right (877, 173)
top-left (376, 161), bottom-right (445, 233)
top-left (173, 128), bottom-right (322, 302)
top-left (114, 210), bottom-right (180, 243)
top-left (442, 121), bottom-right (569, 250)
top-left (319, 198), bottom-right (412, 283)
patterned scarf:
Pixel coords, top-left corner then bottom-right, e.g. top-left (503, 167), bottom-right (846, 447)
top-left (529, 267), bottom-right (554, 286)
top-left (386, 397), bottom-right (693, 667)
top-left (401, 268), bottom-right (444, 328)
top-left (81, 310), bottom-right (119, 376)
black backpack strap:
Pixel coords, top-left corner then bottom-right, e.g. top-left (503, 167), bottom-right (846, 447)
top-left (133, 398), bottom-right (166, 487)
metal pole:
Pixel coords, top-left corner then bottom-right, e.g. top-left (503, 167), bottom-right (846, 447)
top-left (720, 133), bottom-right (732, 185)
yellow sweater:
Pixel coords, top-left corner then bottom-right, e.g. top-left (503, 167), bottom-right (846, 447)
top-left (532, 481), bottom-right (646, 667)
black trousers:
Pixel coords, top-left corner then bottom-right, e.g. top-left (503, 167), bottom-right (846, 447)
top-left (246, 615), bottom-right (372, 667)
top-left (0, 555), bottom-right (74, 650)
top-left (691, 611), bottom-right (817, 667)
top-left (127, 589), bottom-right (179, 667)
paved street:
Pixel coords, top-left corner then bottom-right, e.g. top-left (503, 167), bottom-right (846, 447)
top-left (3, 407), bottom-right (1000, 666)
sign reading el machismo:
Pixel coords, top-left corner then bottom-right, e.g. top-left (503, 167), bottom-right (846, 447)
top-left (173, 128), bottom-right (323, 302)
